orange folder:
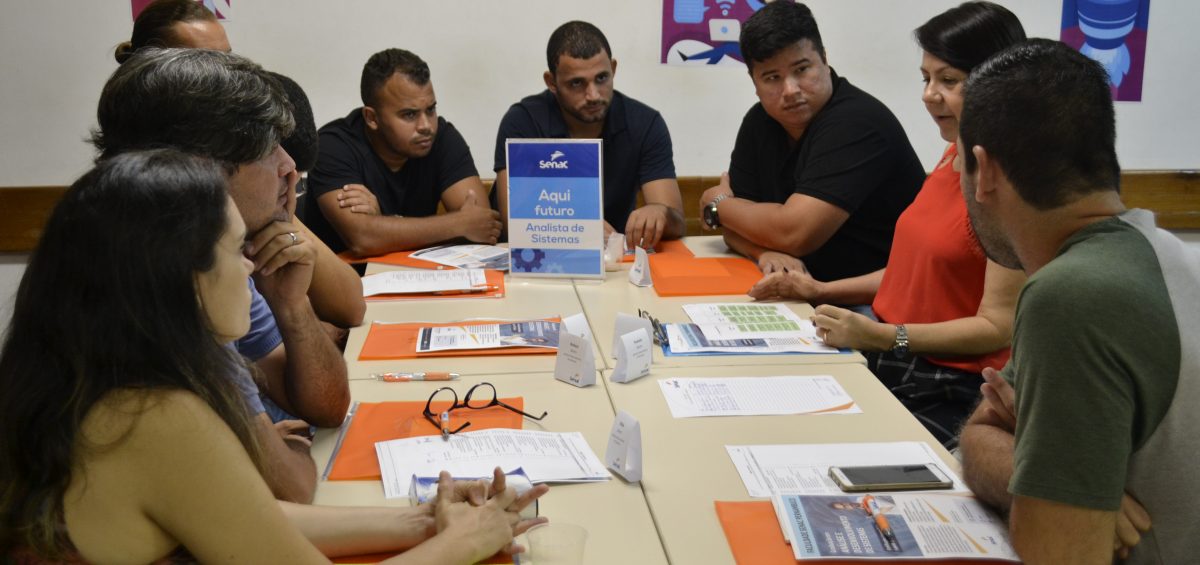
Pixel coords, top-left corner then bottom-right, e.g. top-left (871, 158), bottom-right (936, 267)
top-left (715, 500), bottom-right (984, 565)
top-left (649, 253), bottom-right (763, 297)
top-left (359, 318), bottom-right (561, 361)
top-left (326, 399), bottom-right (526, 481)
top-left (364, 269), bottom-right (506, 302)
top-left (338, 249), bottom-right (448, 269)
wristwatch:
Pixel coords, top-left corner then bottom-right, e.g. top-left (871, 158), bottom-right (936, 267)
top-left (890, 324), bottom-right (909, 357)
top-left (703, 194), bottom-right (731, 229)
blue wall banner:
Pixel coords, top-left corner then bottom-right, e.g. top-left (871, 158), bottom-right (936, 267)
top-left (506, 140), bottom-right (605, 279)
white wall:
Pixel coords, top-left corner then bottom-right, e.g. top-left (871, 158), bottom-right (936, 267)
top-left (0, 0), bottom-right (1197, 189)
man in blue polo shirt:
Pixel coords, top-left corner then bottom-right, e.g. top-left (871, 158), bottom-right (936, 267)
top-left (491, 21), bottom-right (684, 250)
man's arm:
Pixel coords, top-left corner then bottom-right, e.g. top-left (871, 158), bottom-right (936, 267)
top-left (625, 178), bottom-right (685, 249)
top-left (295, 218), bottom-right (364, 328)
top-left (958, 399), bottom-right (1016, 512)
top-left (701, 173), bottom-right (848, 257)
top-left (316, 180), bottom-right (501, 256)
top-left (247, 222), bottom-right (350, 428)
top-left (494, 169), bottom-right (512, 237)
top-left (1009, 496), bottom-right (1117, 564)
top-left (252, 413), bottom-right (318, 503)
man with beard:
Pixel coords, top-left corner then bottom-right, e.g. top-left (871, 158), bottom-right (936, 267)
top-left (490, 21), bottom-right (684, 250)
top-left (956, 39), bottom-right (1199, 564)
top-left (305, 48), bottom-right (502, 256)
top-left (95, 48), bottom-right (354, 503)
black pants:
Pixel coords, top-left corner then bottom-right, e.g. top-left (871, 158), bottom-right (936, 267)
top-left (864, 351), bottom-right (983, 450)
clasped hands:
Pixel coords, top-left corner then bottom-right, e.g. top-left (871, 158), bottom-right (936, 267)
top-left (431, 467), bottom-right (550, 558)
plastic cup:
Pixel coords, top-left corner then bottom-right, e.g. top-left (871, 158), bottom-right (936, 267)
top-left (526, 522), bottom-right (588, 565)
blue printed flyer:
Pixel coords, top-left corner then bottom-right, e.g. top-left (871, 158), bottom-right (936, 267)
top-left (505, 140), bottom-right (605, 279)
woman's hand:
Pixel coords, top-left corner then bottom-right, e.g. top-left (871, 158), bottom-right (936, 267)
top-left (811, 305), bottom-right (893, 351)
top-left (433, 469), bottom-right (549, 559)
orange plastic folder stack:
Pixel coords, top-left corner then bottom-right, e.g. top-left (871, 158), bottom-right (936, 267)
top-left (364, 269), bottom-right (506, 302)
top-left (325, 399), bottom-right (526, 481)
top-left (647, 240), bottom-right (762, 297)
top-left (714, 501), bottom-right (981, 565)
top-left (338, 249), bottom-right (447, 269)
top-left (358, 318), bottom-right (562, 361)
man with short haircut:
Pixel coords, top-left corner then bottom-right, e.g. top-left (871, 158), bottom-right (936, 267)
top-left (94, 48), bottom-right (355, 503)
top-left (491, 21), bottom-right (684, 249)
top-left (699, 2), bottom-right (924, 282)
top-left (956, 39), bottom-right (1199, 563)
top-left (305, 48), bottom-right (501, 256)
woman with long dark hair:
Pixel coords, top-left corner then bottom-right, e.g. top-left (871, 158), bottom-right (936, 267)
top-left (751, 2), bottom-right (1028, 449)
top-left (0, 150), bottom-right (543, 563)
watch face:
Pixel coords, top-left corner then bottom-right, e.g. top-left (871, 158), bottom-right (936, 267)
top-left (703, 203), bottom-right (718, 228)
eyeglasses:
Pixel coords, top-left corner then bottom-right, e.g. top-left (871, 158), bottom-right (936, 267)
top-left (638, 308), bottom-right (669, 346)
top-left (423, 382), bottom-right (548, 438)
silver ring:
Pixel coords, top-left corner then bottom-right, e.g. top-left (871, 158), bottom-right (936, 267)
top-left (287, 232), bottom-right (298, 246)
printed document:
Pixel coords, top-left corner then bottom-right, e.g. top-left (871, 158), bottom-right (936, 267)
top-left (416, 320), bottom-right (561, 352)
top-left (376, 429), bottom-right (611, 498)
top-left (658, 376), bottom-right (860, 418)
top-left (411, 244), bottom-right (510, 270)
top-left (726, 442), bottom-right (965, 498)
top-left (361, 269), bottom-right (487, 296)
top-left (683, 303), bottom-right (809, 339)
top-left (774, 493), bottom-right (1018, 561)
top-left (666, 323), bottom-right (838, 355)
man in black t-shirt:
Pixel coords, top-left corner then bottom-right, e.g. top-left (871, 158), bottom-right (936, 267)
top-left (491, 21), bottom-right (684, 249)
top-left (699, 2), bottom-right (924, 282)
top-left (305, 48), bottom-right (501, 256)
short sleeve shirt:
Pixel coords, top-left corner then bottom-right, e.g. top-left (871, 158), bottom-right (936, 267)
top-left (728, 70), bottom-right (925, 281)
top-left (304, 108), bottom-right (479, 253)
top-left (234, 278), bottom-right (281, 362)
top-left (224, 343), bottom-right (265, 416)
top-left (1004, 214), bottom-right (1178, 510)
top-left (491, 90), bottom-right (676, 231)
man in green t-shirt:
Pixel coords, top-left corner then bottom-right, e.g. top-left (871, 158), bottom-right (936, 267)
top-left (955, 40), bottom-right (1200, 564)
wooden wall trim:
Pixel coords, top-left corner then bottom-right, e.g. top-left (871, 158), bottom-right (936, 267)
top-left (0, 186), bottom-right (69, 252)
top-left (3, 171), bottom-right (1197, 252)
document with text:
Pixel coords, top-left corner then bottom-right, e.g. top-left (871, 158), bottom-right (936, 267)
top-left (411, 244), bottom-right (510, 270)
top-left (683, 303), bottom-right (810, 339)
top-left (775, 493), bottom-right (1018, 561)
top-left (416, 320), bottom-right (561, 352)
top-left (376, 429), bottom-right (611, 498)
top-left (658, 376), bottom-right (860, 418)
top-left (361, 268), bottom-right (488, 296)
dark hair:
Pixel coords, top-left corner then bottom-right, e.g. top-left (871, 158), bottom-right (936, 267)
top-left (740, 1), bottom-right (825, 73)
top-left (115, 0), bottom-right (217, 64)
top-left (916, 2), bottom-right (1026, 74)
top-left (92, 48), bottom-right (294, 173)
top-left (360, 48), bottom-right (431, 107)
top-left (546, 21), bottom-right (612, 74)
top-left (0, 149), bottom-right (262, 557)
top-left (269, 72), bottom-right (318, 172)
top-left (960, 39), bottom-right (1120, 209)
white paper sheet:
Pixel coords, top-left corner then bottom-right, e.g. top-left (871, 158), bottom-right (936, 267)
top-left (361, 269), bottom-right (487, 296)
top-left (657, 376), bottom-right (860, 418)
top-left (725, 442), bottom-right (967, 498)
top-left (411, 244), bottom-right (510, 270)
top-left (376, 429), bottom-right (611, 498)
